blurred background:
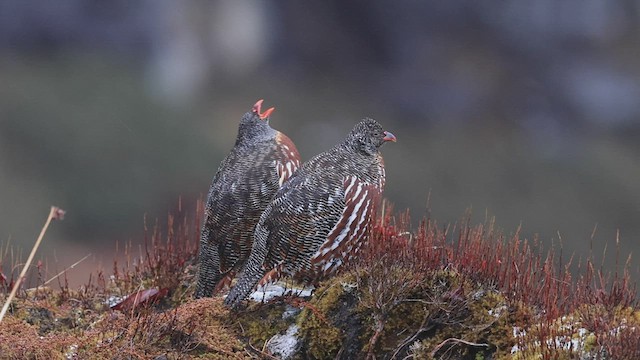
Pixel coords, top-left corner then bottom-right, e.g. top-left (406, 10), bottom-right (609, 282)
top-left (1, 0), bottom-right (639, 287)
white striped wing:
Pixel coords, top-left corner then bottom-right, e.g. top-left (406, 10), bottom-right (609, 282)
top-left (276, 158), bottom-right (299, 186)
top-left (274, 132), bottom-right (301, 187)
top-left (310, 176), bottom-right (378, 275)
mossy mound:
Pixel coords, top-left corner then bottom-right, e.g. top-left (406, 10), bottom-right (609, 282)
top-left (2, 271), bottom-right (638, 359)
top-left (255, 269), bottom-right (519, 359)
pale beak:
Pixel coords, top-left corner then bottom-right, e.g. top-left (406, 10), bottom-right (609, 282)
top-left (383, 131), bottom-right (397, 142)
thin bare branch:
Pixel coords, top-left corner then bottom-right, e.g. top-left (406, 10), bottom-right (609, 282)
top-left (0, 206), bottom-right (65, 323)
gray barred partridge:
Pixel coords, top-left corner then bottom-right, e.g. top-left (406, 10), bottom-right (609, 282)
top-left (225, 118), bottom-right (396, 308)
top-left (194, 99), bottom-right (300, 298)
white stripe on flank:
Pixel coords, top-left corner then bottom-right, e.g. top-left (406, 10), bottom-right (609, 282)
top-left (277, 162), bottom-right (287, 186)
top-left (322, 261), bottom-right (332, 272)
top-left (322, 258), bottom-right (343, 273)
top-left (286, 161), bottom-right (294, 177)
top-left (344, 176), bottom-right (357, 195)
top-left (330, 187), bottom-right (366, 251)
top-left (321, 186), bottom-right (367, 256)
top-left (350, 183), bottom-right (363, 206)
top-left (311, 177), bottom-right (375, 267)
top-left (349, 198), bottom-right (371, 245)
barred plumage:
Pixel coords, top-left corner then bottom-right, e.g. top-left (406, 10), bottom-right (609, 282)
top-left (194, 100), bottom-right (300, 298)
top-left (225, 118), bottom-right (396, 308)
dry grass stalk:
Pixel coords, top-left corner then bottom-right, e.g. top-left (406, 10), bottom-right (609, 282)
top-left (0, 206), bottom-right (65, 323)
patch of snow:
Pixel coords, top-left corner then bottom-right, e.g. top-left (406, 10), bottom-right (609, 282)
top-left (511, 327), bottom-right (525, 354)
top-left (105, 295), bottom-right (123, 308)
top-left (609, 323), bottom-right (636, 336)
top-left (282, 305), bottom-right (301, 320)
top-left (472, 290), bottom-right (486, 300)
top-left (488, 305), bottom-right (507, 318)
top-left (247, 284), bottom-right (313, 303)
top-left (266, 324), bottom-right (300, 359)
top-left (512, 326), bottom-right (526, 338)
top-left (340, 281), bottom-right (357, 293)
top-left (511, 323), bottom-right (595, 356)
top-left (545, 329), bottom-right (587, 352)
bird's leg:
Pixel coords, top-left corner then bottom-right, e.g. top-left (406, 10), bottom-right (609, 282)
top-left (261, 285), bottom-right (267, 304)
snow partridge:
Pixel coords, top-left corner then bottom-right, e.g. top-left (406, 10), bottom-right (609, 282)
top-left (194, 99), bottom-right (301, 298)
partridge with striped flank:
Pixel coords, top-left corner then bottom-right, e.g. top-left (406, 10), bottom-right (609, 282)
top-left (225, 118), bottom-right (395, 308)
top-left (194, 100), bottom-right (301, 298)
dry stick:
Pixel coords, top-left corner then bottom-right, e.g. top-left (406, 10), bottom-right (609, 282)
top-left (0, 206), bottom-right (65, 323)
top-left (431, 337), bottom-right (489, 357)
top-left (42, 253), bottom-right (91, 286)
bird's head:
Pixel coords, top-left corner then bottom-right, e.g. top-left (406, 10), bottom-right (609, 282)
top-left (345, 118), bottom-right (396, 155)
top-left (236, 99), bottom-right (276, 144)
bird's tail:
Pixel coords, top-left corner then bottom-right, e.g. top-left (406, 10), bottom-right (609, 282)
top-left (194, 228), bottom-right (222, 299)
top-left (224, 222), bottom-right (270, 308)
top-left (223, 262), bottom-right (266, 308)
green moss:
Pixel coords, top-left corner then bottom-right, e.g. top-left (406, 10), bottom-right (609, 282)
top-left (582, 332), bottom-right (597, 353)
top-left (236, 303), bottom-right (292, 346)
top-left (468, 290), bottom-right (514, 356)
top-left (297, 277), bottom-right (354, 358)
top-left (374, 300), bottom-right (427, 353)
